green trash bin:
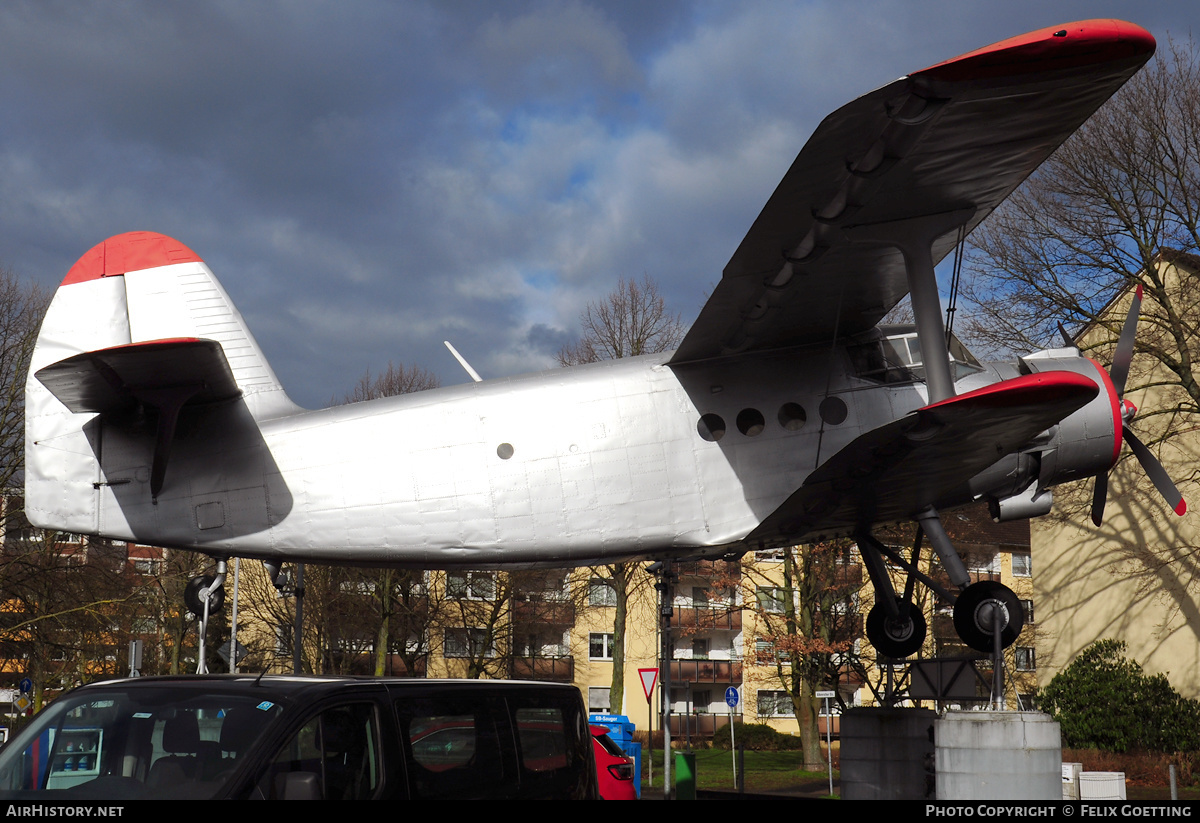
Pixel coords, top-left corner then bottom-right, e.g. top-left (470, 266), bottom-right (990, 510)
top-left (674, 750), bottom-right (696, 800)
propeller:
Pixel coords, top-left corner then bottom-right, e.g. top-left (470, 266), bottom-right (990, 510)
top-left (1090, 283), bottom-right (1187, 526)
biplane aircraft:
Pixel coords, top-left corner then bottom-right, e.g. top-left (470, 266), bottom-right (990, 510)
top-left (25, 20), bottom-right (1181, 658)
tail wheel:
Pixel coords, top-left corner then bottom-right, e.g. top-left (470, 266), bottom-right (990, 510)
top-left (866, 601), bottom-right (927, 659)
top-left (953, 580), bottom-right (1024, 652)
top-left (184, 574), bottom-right (226, 616)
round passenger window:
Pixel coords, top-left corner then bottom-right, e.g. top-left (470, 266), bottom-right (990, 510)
top-left (697, 414), bottom-right (726, 442)
top-left (736, 408), bottom-right (765, 436)
top-left (777, 403), bottom-right (807, 431)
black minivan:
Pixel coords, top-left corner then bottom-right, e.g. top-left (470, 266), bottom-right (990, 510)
top-left (0, 675), bottom-right (598, 799)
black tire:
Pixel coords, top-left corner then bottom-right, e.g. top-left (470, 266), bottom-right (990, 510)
top-left (953, 581), bottom-right (1024, 652)
top-left (184, 574), bottom-right (225, 617)
top-left (866, 601), bottom-right (927, 659)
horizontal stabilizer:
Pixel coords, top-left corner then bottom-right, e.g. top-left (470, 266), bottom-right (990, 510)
top-left (35, 338), bottom-right (242, 499)
top-left (749, 371), bottom-right (1099, 544)
top-left (35, 338), bottom-right (241, 415)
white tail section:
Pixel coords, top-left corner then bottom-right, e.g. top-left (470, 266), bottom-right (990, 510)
top-left (25, 231), bottom-right (299, 532)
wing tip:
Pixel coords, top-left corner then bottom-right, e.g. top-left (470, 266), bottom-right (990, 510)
top-left (914, 19), bottom-right (1155, 84)
top-left (62, 231), bottom-right (204, 286)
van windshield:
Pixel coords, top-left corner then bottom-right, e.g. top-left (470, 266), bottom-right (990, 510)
top-left (0, 687), bottom-right (284, 800)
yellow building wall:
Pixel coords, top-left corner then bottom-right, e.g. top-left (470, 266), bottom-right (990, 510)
top-left (1034, 450), bottom-right (1200, 697)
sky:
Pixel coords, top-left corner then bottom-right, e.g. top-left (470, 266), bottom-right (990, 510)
top-left (1, 1), bottom-right (1197, 409)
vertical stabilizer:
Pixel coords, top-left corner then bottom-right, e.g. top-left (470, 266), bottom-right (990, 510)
top-left (25, 231), bottom-right (299, 532)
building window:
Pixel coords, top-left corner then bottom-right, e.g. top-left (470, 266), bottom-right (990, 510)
top-left (1015, 647), bottom-right (1036, 671)
top-left (446, 571), bottom-right (495, 601)
top-left (1021, 599), bottom-right (1034, 624)
top-left (518, 629), bottom-right (568, 658)
top-left (589, 687), bottom-right (611, 714)
top-left (965, 551), bottom-right (999, 575)
top-left (756, 690), bottom-right (792, 718)
top-left (692, 638), bottom-right (710, 659)
top-left (444, 628), bottom-right (495, 658)
top-left (589, 579), bottom-right (616, 607)
top-left (1012, 552), bottom-right (1032, 577)
top-left (756, 586), bottom-right (788, 614)
top-left (131, 617), bottom-right (157, 635)
top-left (589, 632), bottom-right (615, 660)
top-left (754, 638), bottom-right (789, 664)
top-left (692, 587), bottom-right (709, 607)
top-left (691, 689), bottom-right (712, 714)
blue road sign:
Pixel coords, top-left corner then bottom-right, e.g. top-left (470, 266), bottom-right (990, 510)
top-left (725, 686), bottom-right (739, 708)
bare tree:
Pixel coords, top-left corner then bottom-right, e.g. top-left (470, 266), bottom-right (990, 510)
top-left (333, 360), bottom-right (440, 674)
top-left (555, 275), bottom-right (685, 366)
top-left (342, 361), bottom-right (439, 404)
top-left (0, 267), bottom-right (48, 491)
top-left (963, 37), bottom-right (1200, 425)
top-left (0, 524), bottom-right (135, 708)
top-left (557, 275), bottom-right (682, 711)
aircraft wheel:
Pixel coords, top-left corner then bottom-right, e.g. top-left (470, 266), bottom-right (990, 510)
top-left (184, 574), bottom-right (226, 617)
top-left (953, 581), bottom-right (1024, 652)
top-left (866, 601), bottom-right (927, 659)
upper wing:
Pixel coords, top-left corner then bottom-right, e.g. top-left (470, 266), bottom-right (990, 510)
top-left (670, 20), bottom-right (1155, 364)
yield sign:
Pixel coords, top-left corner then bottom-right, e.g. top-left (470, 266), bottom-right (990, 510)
top-left (638, 667), bottom-right (658, 702)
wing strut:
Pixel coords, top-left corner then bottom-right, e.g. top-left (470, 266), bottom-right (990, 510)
top-left (846, 207), bottom-right (974, 403)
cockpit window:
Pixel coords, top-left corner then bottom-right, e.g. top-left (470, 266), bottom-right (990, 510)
top-left (848, 325), bottom-right (982, 385)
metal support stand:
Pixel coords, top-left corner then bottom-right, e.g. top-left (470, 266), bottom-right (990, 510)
top-left (293, 563), bottom-right (306, 674)
top-left (653, 560), bottom-right (676, 799)
top-left (195, 560), bottom-right (228, 675)
top-left (991, 604), bottom-right (1004, 710)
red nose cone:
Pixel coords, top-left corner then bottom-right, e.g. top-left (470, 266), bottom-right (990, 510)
top-left (1123, 398), bottom-right (1138, 418)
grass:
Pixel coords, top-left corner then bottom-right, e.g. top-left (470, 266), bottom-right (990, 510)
top-left (640, 749), bottom-right (835, 793)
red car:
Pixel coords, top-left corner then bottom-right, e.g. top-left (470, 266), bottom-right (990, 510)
top-left (590, 725), bottom-right (636, 800)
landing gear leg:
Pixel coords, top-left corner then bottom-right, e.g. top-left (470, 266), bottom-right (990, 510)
top-left (857, 532), bottom-right (929, 660)
top-left (186, 561), bottom-right (228, 674)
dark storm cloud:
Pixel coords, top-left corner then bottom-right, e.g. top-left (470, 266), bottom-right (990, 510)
top-left (0, 1), bottom-right (1196, 407)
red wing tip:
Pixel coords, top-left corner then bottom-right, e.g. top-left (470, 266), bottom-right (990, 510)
top-left (1176, 499), bottom-right (1187, 516)
top-left (922, 371), bottom-right (1098, 412)
top-left (62, 231), bottom-right (203, 286)
top-left (915, 19), bottom-right (1155, 83)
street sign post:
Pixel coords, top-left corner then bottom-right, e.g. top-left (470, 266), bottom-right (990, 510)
top-left (724, 687), bottom-right (740, 786)
top-left (816, 690), bottom-right (836, 795)
top-left (639, 668), bottom-right (658, 785)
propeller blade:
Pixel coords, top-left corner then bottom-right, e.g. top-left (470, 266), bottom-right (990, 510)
top-left (1091, 472), bottom-right (1108, 527)
top-left (1124, 426), bottom-right (1187, 516)
top-left (1109, 283), bottom-right (1143, 398)
top-left (1057, 321), bottom-right (1075, 348)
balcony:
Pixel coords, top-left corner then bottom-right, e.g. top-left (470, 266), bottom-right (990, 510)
top-left (512, 599), bottom-right (575, 625)
top-left (665, 659), bottom-right (742, 684)
top-left (675, 559), bottom-right (740, 580)
top-left (669, 606), bottom-right (741, 632)
top-left (510, 655), bottom-right (574, 682)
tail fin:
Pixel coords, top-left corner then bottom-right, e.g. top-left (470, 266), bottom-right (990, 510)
top-left (25, 231), bottom-right (299, 531)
